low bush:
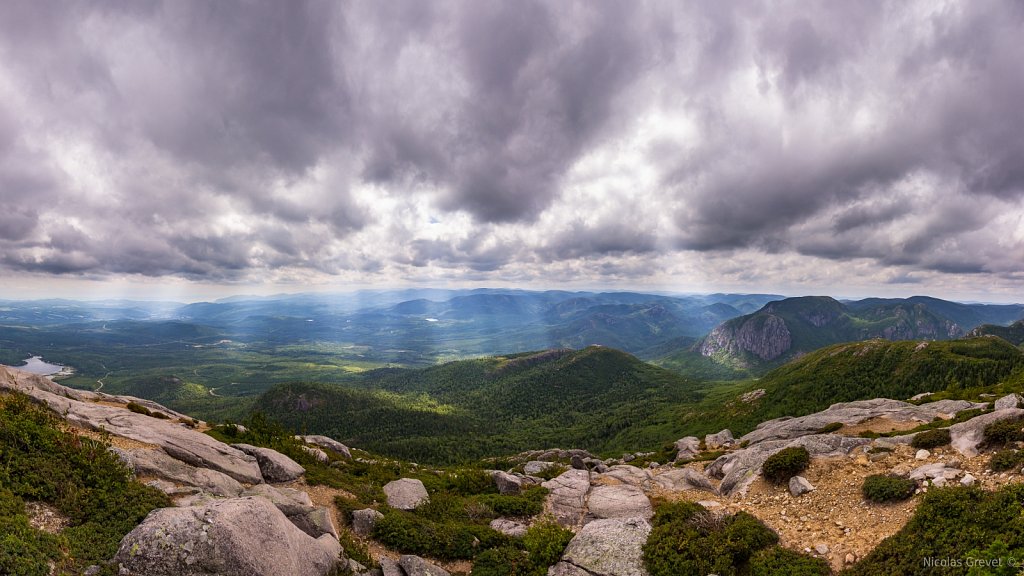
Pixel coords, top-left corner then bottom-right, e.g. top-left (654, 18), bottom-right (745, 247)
top-left (748, 546), bottom-right (831, 576)
top-left (372, 508), bottom-right (511, 560)
top-left (125, 401), bottom-right (152, 416)
top-left (643, 501), bottom-right (779, 576)
top-left (862, 474), bottom-right (916, 503)
top-left (761, 447), bottom-right (810, 483)
top-left (471, 546), bottom-right (534, 576)
top-left (911, 428), bottom-right (951, 449)
top-left (469, 518), bottom-right (573, 576)
top-left (990, 449), bottom-right (1024, 472)
top-left (817, 422), bottom-right (844, 434)
top-left (521, 518), bottom-right (573, 567)
top-left (984, 418), bottom-right (1024, 446)
top-left (477, 486), bottom-right (547, 518)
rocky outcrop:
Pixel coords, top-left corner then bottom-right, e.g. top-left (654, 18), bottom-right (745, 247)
top-left (383, 478), bottom-right (430, 510)
top-left (595, 465), bottom-right (651, 489)
top-left (232, 444), bottom-right (305, 483)
top-left (700, 313), bottom-right (792, 362)
top-left (399, 554), bottom-right (450, 576)
top-left (543, 469), bottom-right (591, 527)
top-left (949, 408), bottom-right (1024, 456)
top-left (299, 435), bottom-right (352, 459)
top-left (549, 517), bottom-right (651, 576)
top-left (114, 497), bottom-right (341, 576)
top-left (673, 437), bottom-right (700, 460)
top-left (586, 485), bottom-right (653, 521)
top-left (0, 366), bottom-right (264, 484)
top-left (125, 448), bottom-right (244, 498)
top-left (491, 470), bottom-right (524, 495)
top-left (705, 429), bottom-right (734, 450)
top-left (708, 434), bottom-right (870, 496)
top-left (741, 398), bottom-right (985, 446)
top-left (650, 467), bottom-right (716, 494)
top-left (995, 394), bottom-right (1023, 410)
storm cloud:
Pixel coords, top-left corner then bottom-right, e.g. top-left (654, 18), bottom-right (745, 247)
top-left (0, 0), bottom-right (1022, 299)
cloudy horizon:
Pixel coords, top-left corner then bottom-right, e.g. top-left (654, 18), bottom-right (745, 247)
top-left (1, 1), bottom-right (1022, 302)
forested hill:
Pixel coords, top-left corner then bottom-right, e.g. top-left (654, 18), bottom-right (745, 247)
top-left (681, 337), bottom-right (1024, 438)
top-left (253, 346), bottom-right (704, 463)
top-left (970, 319), bottom-right (1024, 346)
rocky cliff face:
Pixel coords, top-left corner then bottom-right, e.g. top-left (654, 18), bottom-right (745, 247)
top-left (700, 313), bottom-right (793, 362)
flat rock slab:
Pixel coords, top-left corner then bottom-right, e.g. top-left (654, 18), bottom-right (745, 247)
top-left (586, 485), bottom-right (653, 521)
top-left (0, 367), bottom-right (263, 485)
top-left (127, 448), bottom-right (244, 498)
top-left (399, 555), bottom-right (450, 576)
top-left (650, 467), bottom-right (716, 494)
top-left (550, 517), bottom-right (651, 576)
top-left (232, 444), bottom-right (305, 483)
top-left (383, 478), bottom-right (430, 510)
top-left (114, 497), bottom-right (340, 576)
top-left (596, 465), bottom-right (651, 488)
top-left (542, 469), bottom-right (591, 528)
top-left (490, 518), bottom-right (528, 537)
top-left (741, 398), bottom-right (985, 446)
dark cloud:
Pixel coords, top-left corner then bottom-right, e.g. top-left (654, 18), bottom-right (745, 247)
top-left (0, 0), bottom-right (1020, 296)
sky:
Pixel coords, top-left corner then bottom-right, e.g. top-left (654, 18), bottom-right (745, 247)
top-left (0, 1), bottom-right (1022, 303)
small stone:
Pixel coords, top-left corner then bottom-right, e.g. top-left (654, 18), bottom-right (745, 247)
top-left (845, 553), bottom-right (856, 564)
top-left (815, 543), bottom-right (829, 555)
top-left (915, 449), bottom-right (930, 460)
top-left (931, 477), bottom-right (947, 487)
top-left (789, 476), bottom-right (815, 497)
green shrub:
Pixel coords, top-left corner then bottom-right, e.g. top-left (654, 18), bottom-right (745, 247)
top-left (911, 428), bottom-right (951, 449)
top-left (372, 508), bottom-right (511, 560)
top-left (862, 474), bottom-right (916, 503)
top-left (521, 518), bottom-right (574, 567)
top-left (125, 401), bottom-right (152, 416)
top-left (990, 449), bottom-right (1024, 472)
top-left (817, 422), bottom-right (844, 434)
top-left (985, 418), bottom-right (1024, 446)
top-left (477, 486), bottom-right (547, 518)
top-left (471, 546), bottom-right (534, 576)
top-left (749, 546), bottom-right (831, 575)
top-left (761, 447), bottom-right (810, 483)
top-left (643, 502), bottom-right (779, 576)
top-left (337, 529), bottom-right (375, 569)
top-left (847, 485), bottom-right (1024, 575)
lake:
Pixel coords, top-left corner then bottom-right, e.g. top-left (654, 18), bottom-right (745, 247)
top-left (16, 356), bottom-right (65, 376)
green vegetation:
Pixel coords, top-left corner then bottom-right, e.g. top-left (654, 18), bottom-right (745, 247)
top-left (848, 485), bottom-right (1024, 575)
top-left (252, 347), bottom-right (707, 464)
top-left (971, 320), bottom-right (1024, 346)
top-left (861, 475), bottom-right (916, 503)
top-left (0, 392), bottom-right (170, 575)
top-left (984, 417), bottom-right (1024, 446)
top-left (471, 519), bottom-right (574, 576)
top-left (989, 449), bottom-right (1024, 472)
top-left (761, 447), bottom-right (810, 483)
top-left (910, 429), bottom-right (951, 449)
top-left (642, 501), bottom-right (821, 576)
top-left (749, 547), bottom-right (831, 575)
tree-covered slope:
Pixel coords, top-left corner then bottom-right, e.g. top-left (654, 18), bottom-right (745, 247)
top-left (253, 346), bottom-right (705, 463)
top-left (970, 319), bottom-right (1024, 346)
top-left (679, 337), bottom-right (1024, 439)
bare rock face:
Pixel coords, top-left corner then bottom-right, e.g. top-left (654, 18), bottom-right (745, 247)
top-left (673, 437), bottom-right (701, 461)
top-left (0, 366), bottom-right (263, 485)
top-left (126, 448), bottom-right (244, 498)
top-left (995, 394), bottom-right (1024, 410)
top-left (949, 408), bottom-right (1024, 457)
top-left (542, 469), bottom-right (591, 528)
top-left (595, 465), bottom-right (651, 489)
top-left (300, 435), bottom-right (352, 459)
top-left (740, 398), bottom-right (985, 446)
top-left (704, 429), bottom-right (734, 450)
top-left (549, 517), bottom-right (651, 576)
top-left (383, 478), bottom-right (430, 510)
top-left (700, 313), bottom-right (792, 362)
top-left (491, 470), bottom-right (524, 495)
top-left (232, 444), bottom-right (305, 483)
top-left (114, 497), bottom-right (341, 576)
top-left (586, 485), bottom-right (653, 521)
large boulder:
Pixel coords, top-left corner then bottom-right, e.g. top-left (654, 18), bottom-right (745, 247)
top-left (126, 448), bottom-right (244, 498)
top-left (524, 461), bottom-right (554, 475)
top-left (300, 435), bottom-right (352, 459)
top-left (232, 444), bottom-right (305, 483)
top-left (704, 429), bottom-right (734, 450)
top-left (351, 508), bottom-right (384, 536)
top-left (548, 517), bottom-right (651, 576)
top-left (595, 465), bottom-right (651, 489)
top-left (399, 555), bottom-right (450, 576)
top-left (542, 469), bottom-right (591, 528)
top-left (740, 399), bottom-right (985, 446)
top-left (586, 485), bottom-right (653, 521)
top-left (0, 367), bottom-right (263, 485)
top-left (673, 437), bottom-right (701, 460)
top-left (996, 394), bottom-right (1024, 410)
top-left (650, 467), bottom-right (716, 494)
top-left (491, 470), bottom-right (524, 495)
top-left (383, 478), bottom-right (430, 510)
top-left (114, 497), bottom-right (341, 576)
top-left (490, 518), bottom-right (528, 537)
top-left (242, 484), bottom-right (314, 516)
top-left (949, 408), bottom-right (1024, 457)
top-left (708, 434), bottom-right (870, 496)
